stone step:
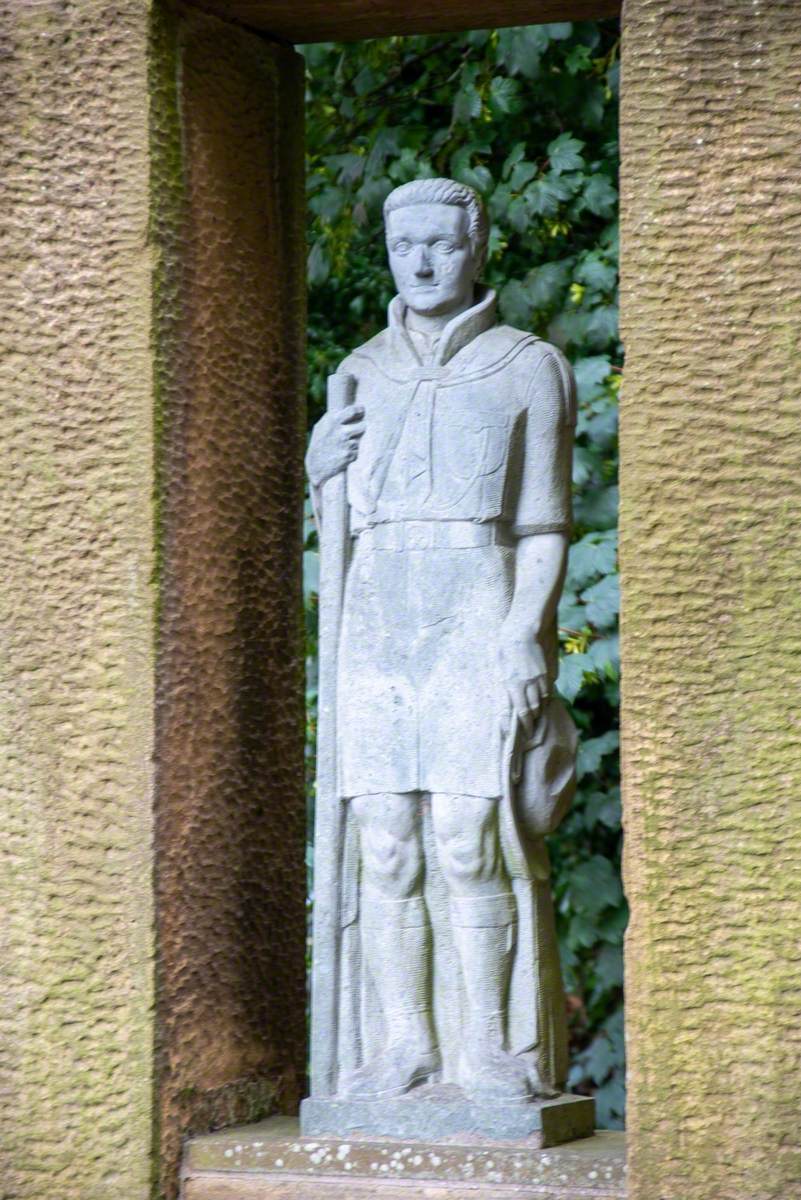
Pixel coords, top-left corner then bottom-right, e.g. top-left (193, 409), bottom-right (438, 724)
top-left (182, 1116), bottom-right (626, 1199)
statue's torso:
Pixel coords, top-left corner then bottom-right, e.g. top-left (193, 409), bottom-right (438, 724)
top-left (335, 312), bottom-right (575, 800)
top-left (341, 323), bottom-right (572, 537)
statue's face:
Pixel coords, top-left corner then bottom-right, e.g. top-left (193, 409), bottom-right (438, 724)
top-left (386, 203), bottom-right (476, 317)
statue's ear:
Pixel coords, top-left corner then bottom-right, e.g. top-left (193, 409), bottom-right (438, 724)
top-left (472, 247), bottom-right (487, 281)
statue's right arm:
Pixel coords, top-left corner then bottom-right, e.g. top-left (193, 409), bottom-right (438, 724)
top-left (305, 401), bottom-right (365, 532)
top-left (306, 403), bottom-right (365, 489)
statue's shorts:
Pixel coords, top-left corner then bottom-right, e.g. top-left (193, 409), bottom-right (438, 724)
top-left (337, 521), bottom-right (521, 800)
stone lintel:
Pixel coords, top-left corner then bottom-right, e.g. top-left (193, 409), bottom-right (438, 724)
top-left (183, 0), bottom-right (621, 45)
top-left (182, 1117), bottom-right (626, 1199)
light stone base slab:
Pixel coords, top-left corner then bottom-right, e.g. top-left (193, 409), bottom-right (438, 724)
top-left (182, 1116), bottom-right (625, 1200)
top-left (301, 1085), bottom-right (594, 1145)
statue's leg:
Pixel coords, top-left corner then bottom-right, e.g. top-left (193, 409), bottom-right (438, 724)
top-left (339, 792), bottom-right (440, 1099)
top-left (432, 793), bottom-right (551, 1103)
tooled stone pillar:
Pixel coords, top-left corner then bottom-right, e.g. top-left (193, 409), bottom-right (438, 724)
top-left (0, 3), bottom-right (307, 1197)
top-left (620, 2), bottom-right (801, 1198)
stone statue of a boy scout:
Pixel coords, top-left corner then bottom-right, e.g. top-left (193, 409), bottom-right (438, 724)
top-left (305, 178), bottom-right (579, 1133)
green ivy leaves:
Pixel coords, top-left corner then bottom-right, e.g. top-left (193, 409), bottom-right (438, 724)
top-left (548, 132), bottom-right (585, 174)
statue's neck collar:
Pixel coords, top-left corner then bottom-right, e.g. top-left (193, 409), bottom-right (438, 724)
top-left (388, 285), bottom-right (497, 367)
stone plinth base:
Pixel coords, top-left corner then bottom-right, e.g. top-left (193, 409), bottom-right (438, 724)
top-left (302, 1085), bottom-right (594, 1144)
top-left (182, 1116), bottom-right (626, 1199)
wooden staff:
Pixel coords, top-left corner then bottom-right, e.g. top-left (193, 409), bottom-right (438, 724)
top-left (309, 371), bottom-right (356, 1097)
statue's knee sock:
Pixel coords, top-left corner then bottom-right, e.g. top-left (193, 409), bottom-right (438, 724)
top-left (450, 891), bottom-right (517, 1048)
top-left (361, 890), bottom-right (434, 1046)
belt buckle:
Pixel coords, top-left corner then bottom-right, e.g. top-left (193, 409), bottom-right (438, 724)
top-left (405, 520), bottom-right (432, 550)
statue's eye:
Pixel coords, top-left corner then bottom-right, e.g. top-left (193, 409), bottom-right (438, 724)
top-left (392, 240), bottom-right (412, 255)
top-left (433, 241), bottom-right (454, 254)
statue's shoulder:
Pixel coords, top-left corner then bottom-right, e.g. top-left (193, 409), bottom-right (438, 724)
top-left (510, 331), bottom-right (576, 424)
top-left (481, 323), bottom-right (536, 357)
top-left (454, 324), bottom-right (536, 376)
top-left (482, 327), bottom-right (575, 424)
top-left (466, 324), bottom-right (567, 372)
top-left (336, 328), bottom-right (392, 379)
top-left (492, 326), bottom-right (571, 375)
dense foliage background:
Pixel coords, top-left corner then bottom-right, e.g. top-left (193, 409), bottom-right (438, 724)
top-left (302, 19), bottom-right (624, 1127)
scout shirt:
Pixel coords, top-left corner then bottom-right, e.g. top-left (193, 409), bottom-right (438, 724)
top-left (334, 286), bottom-right (575, 800)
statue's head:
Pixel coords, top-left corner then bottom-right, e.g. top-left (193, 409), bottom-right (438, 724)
top-left (383, 178), bottom-right (488, 318)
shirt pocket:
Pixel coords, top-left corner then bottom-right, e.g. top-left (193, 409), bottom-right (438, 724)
top-left (438, 408), bottom-right (512, 484)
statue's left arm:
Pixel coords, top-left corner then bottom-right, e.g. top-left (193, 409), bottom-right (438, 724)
top-left (499, 348), bottom-right (576, 739)
top-left (499, 532), bottom-right (568, 738)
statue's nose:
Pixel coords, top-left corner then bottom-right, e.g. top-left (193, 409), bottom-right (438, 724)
top-left (413, 246), bottom-right (433, 277)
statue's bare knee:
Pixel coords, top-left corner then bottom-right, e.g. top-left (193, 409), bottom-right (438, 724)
top-left (352, 792), bottom-right (423, 899)
top-left (431, 793), bottom-right (505, 896)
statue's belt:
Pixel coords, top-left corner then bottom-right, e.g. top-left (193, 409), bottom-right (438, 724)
top-left (354, 520), bottom-right (514, 551)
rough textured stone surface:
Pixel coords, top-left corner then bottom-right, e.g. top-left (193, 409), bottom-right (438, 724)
top-left (182, 1117), bottom-right (625, 1199)
top-left (1, 2), bottom-right (307, 1197)
top-left (185, 0), bottom-right (620, 43)
top-left (151, 5), bottom-right (307, 1198)
top-left (0, 3), bottom-right (155, 1197)
top-left (619, 3), bottom-right (801, 1199)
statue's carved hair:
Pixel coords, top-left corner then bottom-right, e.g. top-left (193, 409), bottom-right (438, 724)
top-left (383, 178), bottom-right (489, 273)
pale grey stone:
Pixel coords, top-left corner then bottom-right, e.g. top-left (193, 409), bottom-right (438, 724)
top-left (301, 1088), bottom-right (595, 1145)
top-left (306, 178), bottom-right (583, 1136)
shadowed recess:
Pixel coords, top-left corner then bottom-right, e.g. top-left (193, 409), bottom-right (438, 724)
top-left (151, 4), bottom-right (307, 1196)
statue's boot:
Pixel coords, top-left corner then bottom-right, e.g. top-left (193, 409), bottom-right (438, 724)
top-left (451, 891), bottom-right (552, 1104)
top-left (340, 893), bottom-right (440, 1099)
